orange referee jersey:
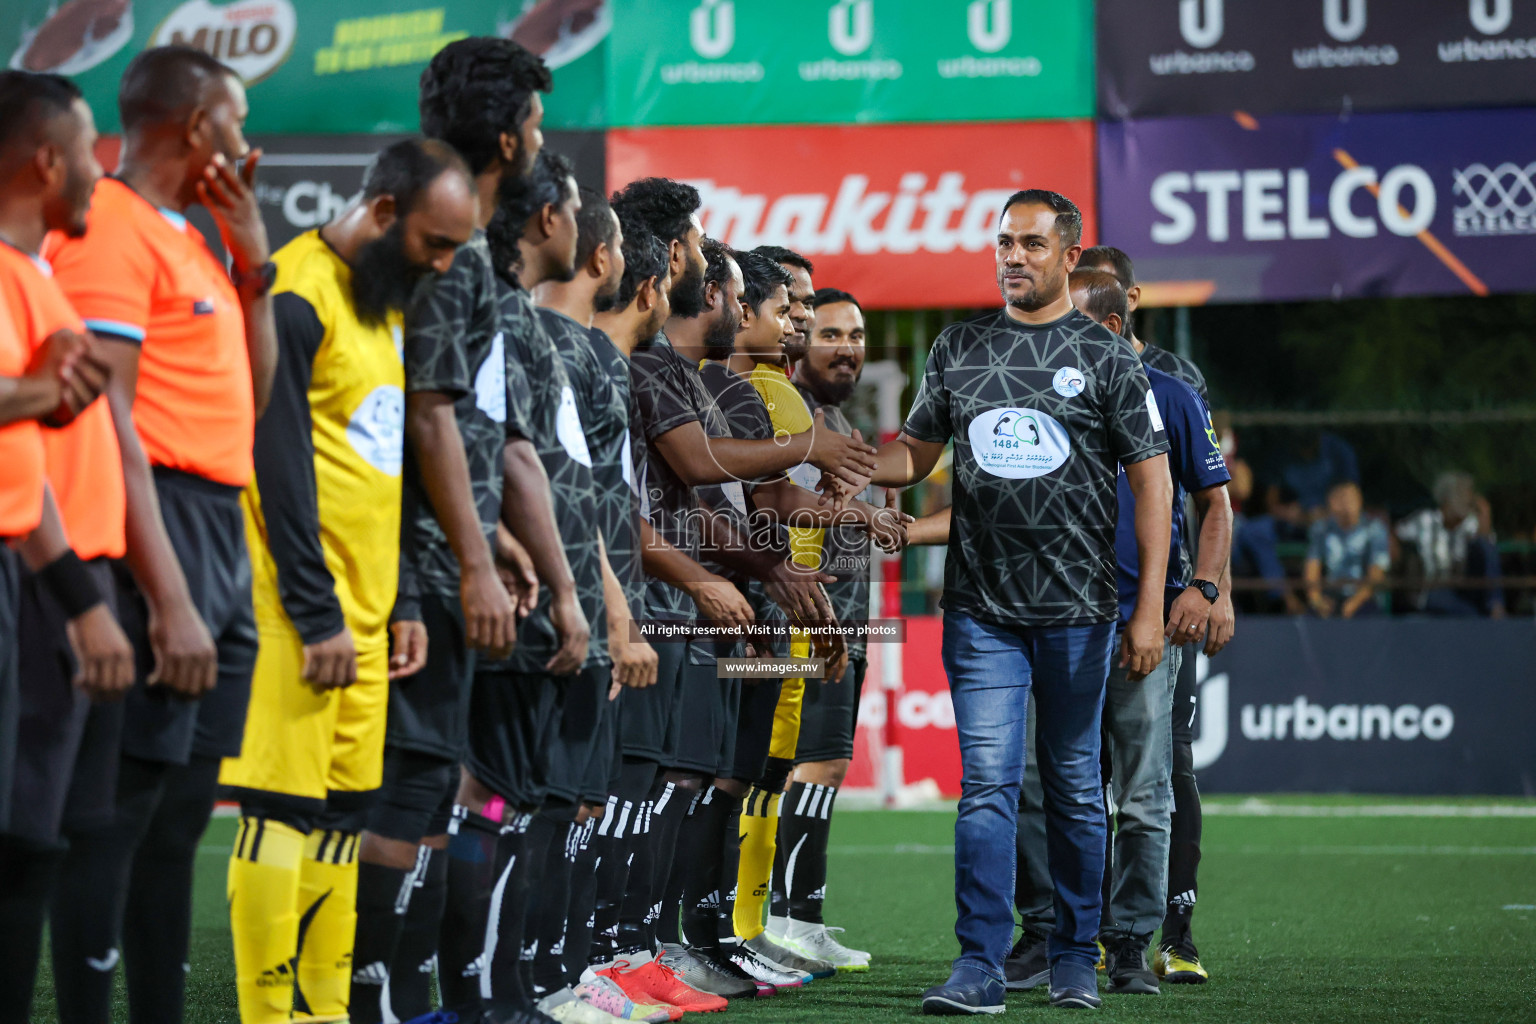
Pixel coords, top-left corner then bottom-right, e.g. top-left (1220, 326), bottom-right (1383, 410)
top-left (0, 285), bottom-right (44, 539)
top-left (44, 177), bottom-right (253, 487)
top-left (0, 242), bottom-right (125, 559)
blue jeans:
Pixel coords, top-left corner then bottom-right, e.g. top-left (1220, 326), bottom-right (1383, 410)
top-left (942, 610), bottom-right (1113, 979)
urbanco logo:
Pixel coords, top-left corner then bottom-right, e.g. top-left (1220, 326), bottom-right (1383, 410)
top-left (1323, 0), bottom-right (1367, 43)
top-left (829, 0), bottom-right (873, 57)
top-left (967, 0), bottom-right (1011, 54)
top-left (1179, 0), bottom-right (1223, 49)
top-left (1470, 0), bottom-right (1512, 35)
top-left (690, 0), bottom-right (734, 59)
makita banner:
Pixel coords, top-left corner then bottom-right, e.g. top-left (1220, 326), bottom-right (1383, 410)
top-left (607, 121), bottom-right (1097, 310)
top-left (608, 0), bottom-right (1093, 127)
top-left (1097, 108), bottom-right (1536, 303)
top-left (1194, 619), bottom-right (1536, 796)
top-left (1098, 0), bottom-right (1536, 119)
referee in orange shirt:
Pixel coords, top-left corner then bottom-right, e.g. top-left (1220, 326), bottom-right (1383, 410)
top-left (0, 69), bottom-right (137, 1023)
top-left (44, 47), bottom-right (277, 1024)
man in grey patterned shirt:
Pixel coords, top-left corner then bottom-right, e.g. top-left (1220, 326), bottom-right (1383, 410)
top-left (868, 190), bottom-right (1173, 1014)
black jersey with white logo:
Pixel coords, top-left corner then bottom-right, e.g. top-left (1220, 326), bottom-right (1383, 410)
top-left (903, 308), bottom-right (1167, 627)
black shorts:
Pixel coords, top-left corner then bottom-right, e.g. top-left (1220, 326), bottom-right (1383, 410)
top-left (465, 665), bottom-right (564, 810)
top-left (367, 747), bottom-right (457, 843)
top-left (544, 661), bottom-right (612, 806)
top-left (729, 677), bottom-right (783, 783)
top-left (120, 469), bottom-right (258, 765)
top-left (386, 590), bottom-right (475, 760)
top-left (668, 647), bottom-right (739, 777)
top-left (621, 638), bottom-right (686, 764)
top-left (796, 657), bottom-right (868, 764)
top-left (9, 559), bottom-right (125, 844)
top-left (1170, 640), bottom-right (1200, 746)
top-left (602, 691), bottom-right (624, 799)
top-left (0, 545), bottom-right (19, 832)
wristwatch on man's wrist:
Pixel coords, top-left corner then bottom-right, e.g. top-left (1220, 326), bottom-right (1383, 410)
top-left (1190, 579), bottom-right (1220, 604)
top-left (232, 259), bottom-right (277, 298)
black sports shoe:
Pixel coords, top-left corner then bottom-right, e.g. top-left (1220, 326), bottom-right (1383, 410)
top-left (1104, 937), bottom-right (1159, 995)
top-left (1004, 930), bottom-right (1050, 991)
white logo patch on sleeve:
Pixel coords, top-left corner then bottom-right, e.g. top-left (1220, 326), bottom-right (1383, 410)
top-left (1052, 366), bottom-right (1085, 398)
top-left (621, 433), bottom-right (635, 489)
top-left (966, 407), bottom-right (1072, 479)
top-left (475, 332), bottom-right (506, 424)
top-left (1146, 388), bottom-right (1166, 434)
top-left (555, 386), bottom-right (593, 467)
top-left (347, 385), bottom-right (406, 476)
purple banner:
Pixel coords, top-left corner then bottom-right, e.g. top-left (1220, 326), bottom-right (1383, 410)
top-left (1097, 108), bottom-right (1536, 304)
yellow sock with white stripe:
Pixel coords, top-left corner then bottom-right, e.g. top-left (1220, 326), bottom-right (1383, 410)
top-left (733, 787), bottom-right (782, 940)
top-left (293, 829), bottom-right (360, 1023)
top-left (228, 817), bottom-right (307, 1024)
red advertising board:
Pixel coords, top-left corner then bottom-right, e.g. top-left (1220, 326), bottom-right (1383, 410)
top-left (846, 615), bottom-right (962, 797)
top-left (607, 122), bottom-right (1097, 310)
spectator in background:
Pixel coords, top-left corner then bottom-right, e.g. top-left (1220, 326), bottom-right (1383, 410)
top-left (1275, 430), bottom-right (1359, 516)
top-left (1396, 471), bottom-right (1505, 618)
top-left (1233, 483), bottom-right (1306, 616)
top-left (1304, 481), bottom-right (1389, 618)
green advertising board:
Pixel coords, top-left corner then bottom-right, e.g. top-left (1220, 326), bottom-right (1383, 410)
top-left (6, 0), bottom-right (606, 132)
top-left (607, 0), bottom-right (1093, 126)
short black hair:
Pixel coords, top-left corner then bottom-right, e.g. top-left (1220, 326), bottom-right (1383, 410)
top-left (486, 149), bottom-right (575, 284)
top-left (999, 188), bottom-right (1083, 249)
top-left (701, 237), bottom-right (737, 293)
top-left (610, 177), bottom-right (701, 247)
top-left (361, 138), bottom-right (470, 219)
top-left (613, 212), bottom-right (667, 308)
top-left (499, 148), bottom-right (576, 230)
top-left (418, 37), bottom-right (552, 175)
top-left (0, 71), bottom-right (82, 152)
top-left (575, 185), bottom-right (617, 270)
top-left (737, 250), bottom-right (792, 311)
top-left (1079, 245), bottom-right (1136, 290)
top-left (811, 287), bottom-right (861, 313)
top-left (1068, 269), bottom-right (1128, 335)
top-left (751, 244), bottom-right (814, 275)
top-left (118, 46), bottom-right (234, 133)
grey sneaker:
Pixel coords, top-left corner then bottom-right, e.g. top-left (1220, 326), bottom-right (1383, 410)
top-left (656, 942), bottom-right (756, 1000)
top-left (743, 932), bottom-right (835, 979)
top-left (1004, 930), bottom-right (1050, 991)
top-left (1104, 937), bottom-right (1159, 995)
top-left (721, 940), bottom-right (806, 992)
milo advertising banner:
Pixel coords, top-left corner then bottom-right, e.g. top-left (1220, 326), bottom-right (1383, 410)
top-left (607, 0), bottom-right (1094, 126)
top-left (6, 0), bottom-right (609, 131)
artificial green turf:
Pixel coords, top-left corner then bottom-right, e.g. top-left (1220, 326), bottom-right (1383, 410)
top-left (30, 802), bottom-right (1536, 1023)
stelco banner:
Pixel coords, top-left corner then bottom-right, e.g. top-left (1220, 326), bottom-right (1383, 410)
top-left (607, 0), bottom-right (1093, 127)
top-left (1192, 619), bottom-right (1536, 795)
top-left (1098, 0), bottom-right (1536, 119)
top-left (7, 0), bottom-right (608, 132)
top-left (1097, 108), bottom-right (1536, 303)
top-left (607, 121), bottom-right (1097, 310)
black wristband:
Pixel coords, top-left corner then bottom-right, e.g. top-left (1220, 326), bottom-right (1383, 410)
top-left (36, 550), bottom-right (104, 619)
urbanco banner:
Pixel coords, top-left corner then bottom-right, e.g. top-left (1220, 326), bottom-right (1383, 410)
top-left (1097, 108), bottom-right (1536, 304)
top-left (607, 121), bottom-right (1097, 310)
top-left (8, 0), bottom-right (608, 132)
top-left (1098, 0), bottom-right (1536, 120)
top-left (1192, 618), bottom-right (1536, 796)
top-left (608, 0), bottom-right (1093, 127)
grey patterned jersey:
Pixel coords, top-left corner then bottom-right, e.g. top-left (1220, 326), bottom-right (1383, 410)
top-left (629, 331), bottom-right (725, 620)
top-left (584, 326), bottom-right (647, 616)
top-left (903, 308), bottom-right (1168, 627)
top-left (798, 382), bottom-right (873, 661)
top-left (1140, 343), bottom-right (1208, 404)
top-left (400, 230), bottom-right (508, 599)
top-left (494, 290), bottom-right (606, 672)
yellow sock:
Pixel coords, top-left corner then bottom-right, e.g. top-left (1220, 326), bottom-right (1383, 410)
top-left (228, 817), bottom-right (307, 1024)
top-left (293, 829), bottom-right (360, 1023)
top-left (734, 787), bottom-right (782, 940)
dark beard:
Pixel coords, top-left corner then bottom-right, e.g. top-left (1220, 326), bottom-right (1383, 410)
top-left (351, 223), bottom-right (427, 327)
top-left (701, 314), bottom-right (738, 361)
top-left (808, 364), bottom-right (859, 405)
top-left (668, 260), bottom-right (707, 319)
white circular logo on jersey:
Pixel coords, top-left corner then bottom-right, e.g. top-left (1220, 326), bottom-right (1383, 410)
top-left (967, 407), bottom-right (1073, 479)
top-left (475, 332), bottom-right (506, 424)
top-left (555, 385), bottom-right (592, 467)
top-left (347, 385), bottom-right (406, 476)
top-left (1053, 366), bottom-right (1085, 398)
